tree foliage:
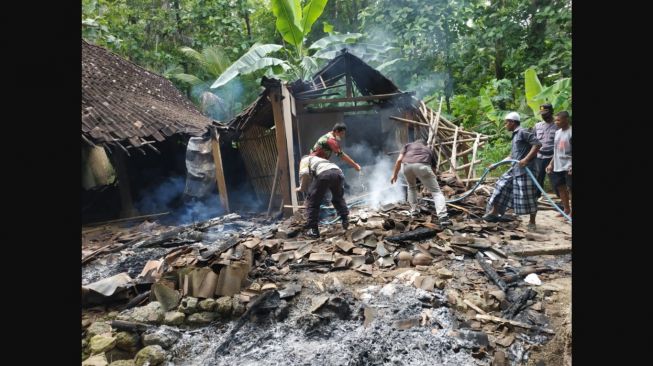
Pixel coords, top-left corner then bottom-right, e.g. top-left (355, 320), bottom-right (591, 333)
top-left (82, 0), bottom-right (571, 167)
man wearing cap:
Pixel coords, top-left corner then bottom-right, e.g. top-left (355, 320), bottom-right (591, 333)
top-left (296, 155), bottom-right (349, 238)
top-left (483, 112), bottom-right (542, 230)
top-left (533, 103), bottom-right (559, 198)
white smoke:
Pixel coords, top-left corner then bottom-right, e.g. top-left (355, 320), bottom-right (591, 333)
top-left (361, 157), bottom-right (405, 208)
top-left (344, 140), bottom-right (406, 208)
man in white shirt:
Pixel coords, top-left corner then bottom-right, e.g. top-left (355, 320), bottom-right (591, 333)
top-left (546, 111), bottom-right (572, 217)
top-left (296, 155), bottom-right (349, 238)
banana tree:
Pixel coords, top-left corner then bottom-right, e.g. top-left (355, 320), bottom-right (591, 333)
top-left (524, 68), bottom-right (572, 116)
top-left (209, 43), bottom-right (291, 89)
top-left (211, 0), bottom-right (369, 89)
top-left (171, 45), bottom-right (263, 121)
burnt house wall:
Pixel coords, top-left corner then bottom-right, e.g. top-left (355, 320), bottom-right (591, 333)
top-left (81, 136), bottom-right (190, 224)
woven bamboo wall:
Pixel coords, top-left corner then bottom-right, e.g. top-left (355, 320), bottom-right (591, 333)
top-left (238, 124), bottom-right (279, 203)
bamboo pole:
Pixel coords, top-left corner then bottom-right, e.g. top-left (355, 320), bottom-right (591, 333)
top-left (466, 134), bottom-right (481, 188)
top-left (389, 116), bottom-right (431, 128)
top-left (430, 97), bottom-right (443, 150)
top-left (440, 136), bottom-right (490, 145)
top-left (449, 126), bottom-right (459, 173)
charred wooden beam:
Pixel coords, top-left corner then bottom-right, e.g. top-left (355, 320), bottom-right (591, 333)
top-left (296, 84), bottom-right (346, 96)
top-left (386, 227), bottom-right (439, 243)
top-left (304, 105), bottom-right (376, 114)
top-left (475, 252), bottom-right (508, 292)
top-left (121, 290), bottom-right (151, 310)
top-left (301, 93), bottom-right (406, 105)
top-left (503, 288), bottom-right (537, 319)
top-left (213, 290), bottom-right (280, 357)
top-left (110, 320), bottom-right (153, 333)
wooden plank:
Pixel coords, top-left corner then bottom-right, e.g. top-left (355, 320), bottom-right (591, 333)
top-left (512, 245), bottom-right (572, 257)
top-left (475, 314), bottom-right (555, 334)
top-left (270, 86), bottom-right (292, 216)
top-left (301, 93), bottom-right (406, 105)
top-left (211, 128), bottom-right (230, 212)
top-left (304, 105), bottom-right (376, 114)
top-left (282, 86), bottom-right (298, 213)
top-left (463, 299), bottom-right (487, 315)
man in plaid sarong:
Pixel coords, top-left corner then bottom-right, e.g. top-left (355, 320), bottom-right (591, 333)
top-left (484, 112), bottom-right (542, 230)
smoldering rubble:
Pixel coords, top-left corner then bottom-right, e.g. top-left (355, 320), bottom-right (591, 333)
top-left (82, 176), bottom-right (571, 366)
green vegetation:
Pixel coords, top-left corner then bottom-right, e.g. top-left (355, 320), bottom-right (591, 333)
top-left (82, 0), bottom-right (571, 168)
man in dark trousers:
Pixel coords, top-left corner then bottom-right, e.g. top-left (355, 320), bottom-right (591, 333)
top-left (533, 103), bottom-right (559, 198)
top-left (390, 138), bottom-right (452, 226)
top-left (483, 112), bottom-right (542, 230)
top-left (296, 155), bottom-right (349, 238)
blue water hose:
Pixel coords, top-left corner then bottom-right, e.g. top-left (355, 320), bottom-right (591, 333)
top-left (319, 159), bottom-right (571, 225)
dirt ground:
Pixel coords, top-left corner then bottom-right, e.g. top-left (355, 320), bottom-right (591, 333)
top-left (522, 210), bottom-right (572, 366)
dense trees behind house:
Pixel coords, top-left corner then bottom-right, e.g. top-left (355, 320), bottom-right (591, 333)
top-left (82, 0), bottom-right (571, 172)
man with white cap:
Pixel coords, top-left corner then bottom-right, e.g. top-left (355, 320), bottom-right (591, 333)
top-left (483, 112), bottom-right (542, 230)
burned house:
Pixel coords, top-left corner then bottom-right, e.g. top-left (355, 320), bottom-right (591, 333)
top-left (82, 49), bottom-right (572, 366)
top-left (82, 40), bottom-right (229, 222)
top-left (225, 50), bottom-right (490, 215)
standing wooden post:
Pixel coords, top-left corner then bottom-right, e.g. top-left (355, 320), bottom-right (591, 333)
top-left (112, 147), bottom-right (137, 218)
top-left (270, 86), bottom-right (293, 216)
top-left (466, 133), bottom-right (481, 188)
top-left (449, 126), bottom-right (459, 173)
top-left (210, 127), bottom-right (230, 212)
top-left (281, 86), bottom-right (299, 213)
top-left (267, 156), bottom-right (281, 217)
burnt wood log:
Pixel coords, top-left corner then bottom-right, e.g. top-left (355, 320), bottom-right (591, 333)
top-left (201, 237), bottom-right (241, 263)
top-left (213, 290), bottom-right (279, 357)
top-left (385, 227), bottom-right (439, 243)
top-left (83, 213), bottom-right (240, 265)
top-left (511, 245), bottom-right (572, 257)
top-left (110, 320), bottom-right (152, 333)
top-left (502, 288), bottom-right (537, 319)
top-left (121, 290), bottom-right (151, 310)
top-left (475, 252), bottom-right (508, 292)
top-left (132, 227), bottom-right (189, 249)
top-left (134, 214), bottom-right (240, 249)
